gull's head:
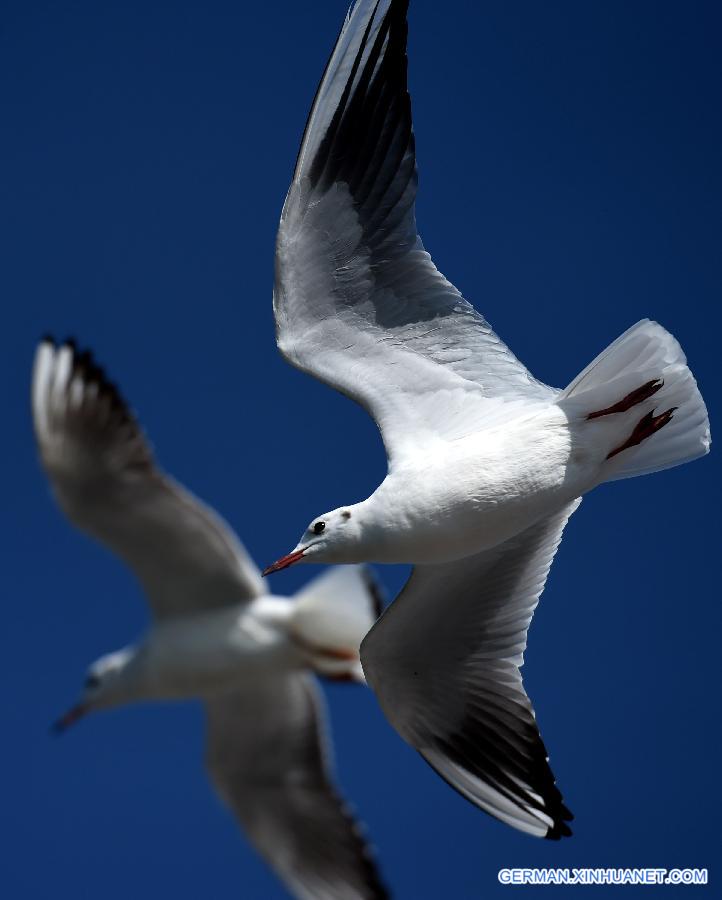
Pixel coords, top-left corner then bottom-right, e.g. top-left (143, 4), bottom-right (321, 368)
top-left (52, 648), bottom-right (135, 734)
top-left (263, 506), bottom-right (364, 575)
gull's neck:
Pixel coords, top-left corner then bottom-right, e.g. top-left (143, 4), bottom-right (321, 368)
top-left (94, 646), bottom-right (147, 710)
top-left (339, 489), bottom-right (409, 564)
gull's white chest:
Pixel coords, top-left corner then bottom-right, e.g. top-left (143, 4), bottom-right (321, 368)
top-left (372, 405), bottom-right (596, 564)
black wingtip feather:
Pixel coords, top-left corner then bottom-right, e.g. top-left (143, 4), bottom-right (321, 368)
top-left (306, 0), bottom-right (415, 229)
top-left (432, 698), bottom-right (574, 839)
top-left (546, 819), bottom-right (574, 840)
top-left (362, 566), bottom-right (386, 619)
top-left (53, 339), bottom-right (139, 428)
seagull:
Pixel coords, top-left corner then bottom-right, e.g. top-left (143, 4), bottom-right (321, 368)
top-left (32, 338), bottom-right (388, 900)
top-left (266, 0), bottom-right (711, 839)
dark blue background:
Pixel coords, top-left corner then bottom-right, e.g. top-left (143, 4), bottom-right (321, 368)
top-left (2, 0), bottom-right (719, 897)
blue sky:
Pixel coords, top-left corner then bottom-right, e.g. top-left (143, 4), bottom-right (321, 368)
top-left (2, 0), bottom-right (720, 897)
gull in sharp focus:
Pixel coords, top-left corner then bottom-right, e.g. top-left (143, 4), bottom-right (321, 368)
top-left (32, 338), bottom-right (388, 900)
top-left (266, 0), bottom-right (711, 839)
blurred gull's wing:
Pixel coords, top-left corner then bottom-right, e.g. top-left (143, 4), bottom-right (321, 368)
top-left (275, 0), bottom-right (555, 465)
top-left (361, 500), bottom-right (580, 838)
top-left (206, 674), bottom-right (387, 900)
top-left (32, 339), bottom-right (264, 618)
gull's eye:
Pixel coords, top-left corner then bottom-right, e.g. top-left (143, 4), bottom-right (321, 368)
top-left (313, 521), bottom-right (326, 535)
top-left (85, 673), bottom-right (101, 690)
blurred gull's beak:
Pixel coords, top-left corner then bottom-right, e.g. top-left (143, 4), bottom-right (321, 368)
top-left (51, 702), bottom-right (88, 735)
top-left (262, 548), bottom-right (306, 576)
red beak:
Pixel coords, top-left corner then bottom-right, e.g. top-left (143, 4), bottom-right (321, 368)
top-left (51, 702), bottom-right (88, 735)
top-left (262, 548), bottom-right (306, 576)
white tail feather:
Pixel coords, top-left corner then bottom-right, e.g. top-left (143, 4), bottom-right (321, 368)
top-left (291, 565), bottom-right (383, 681)
top-left (559, 320), bottom-right (710, 480)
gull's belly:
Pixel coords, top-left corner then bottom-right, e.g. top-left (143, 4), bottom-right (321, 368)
top-left (378, 406), bottom-right (594, 564)
top-left (141, 607), bottom-right (298, 700)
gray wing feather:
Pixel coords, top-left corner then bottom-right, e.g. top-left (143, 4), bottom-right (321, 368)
top-left (206, 675), bottom-right (387, 900)
top-left (32, 339), bottom-right (264, 618)
top-left (275, 0), bottom-right (555, 462)
top-left (361, 500), bottom-right (580, 838)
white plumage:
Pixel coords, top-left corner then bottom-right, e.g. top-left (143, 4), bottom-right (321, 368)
top-left (32, 337), bottom-right (388, 900)
top-left (268, 0), bottom-right (710, 839)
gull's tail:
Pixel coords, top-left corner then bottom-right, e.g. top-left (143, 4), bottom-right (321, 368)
top-left (291, 565), bottom-right (384, 682)
top-left (558, 319), bottom-right (710, 481)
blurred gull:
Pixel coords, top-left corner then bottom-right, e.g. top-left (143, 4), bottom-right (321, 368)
top-left (32, 338), bottom-right (388, 900)
top-left (266, 0), bottom-right (710, 839)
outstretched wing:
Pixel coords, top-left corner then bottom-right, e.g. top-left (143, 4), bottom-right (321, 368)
top-left (274, 0), bottom-right (555, 464)
top-left (206, 675), bottom-right (387, 900)
top-left (32, 339), bottom-right (264, 618)
top-left (361, 500), bottom-right (580, 838)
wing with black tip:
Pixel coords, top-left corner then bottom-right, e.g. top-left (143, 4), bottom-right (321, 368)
top-left (274, 0), bottom-right (555, 465)
top-left (32, 338), bottom-right (264, 617)
top-left (206, 674), bottom-right (388, 900)
top-left (361, 501), bottom-right (580, 838)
